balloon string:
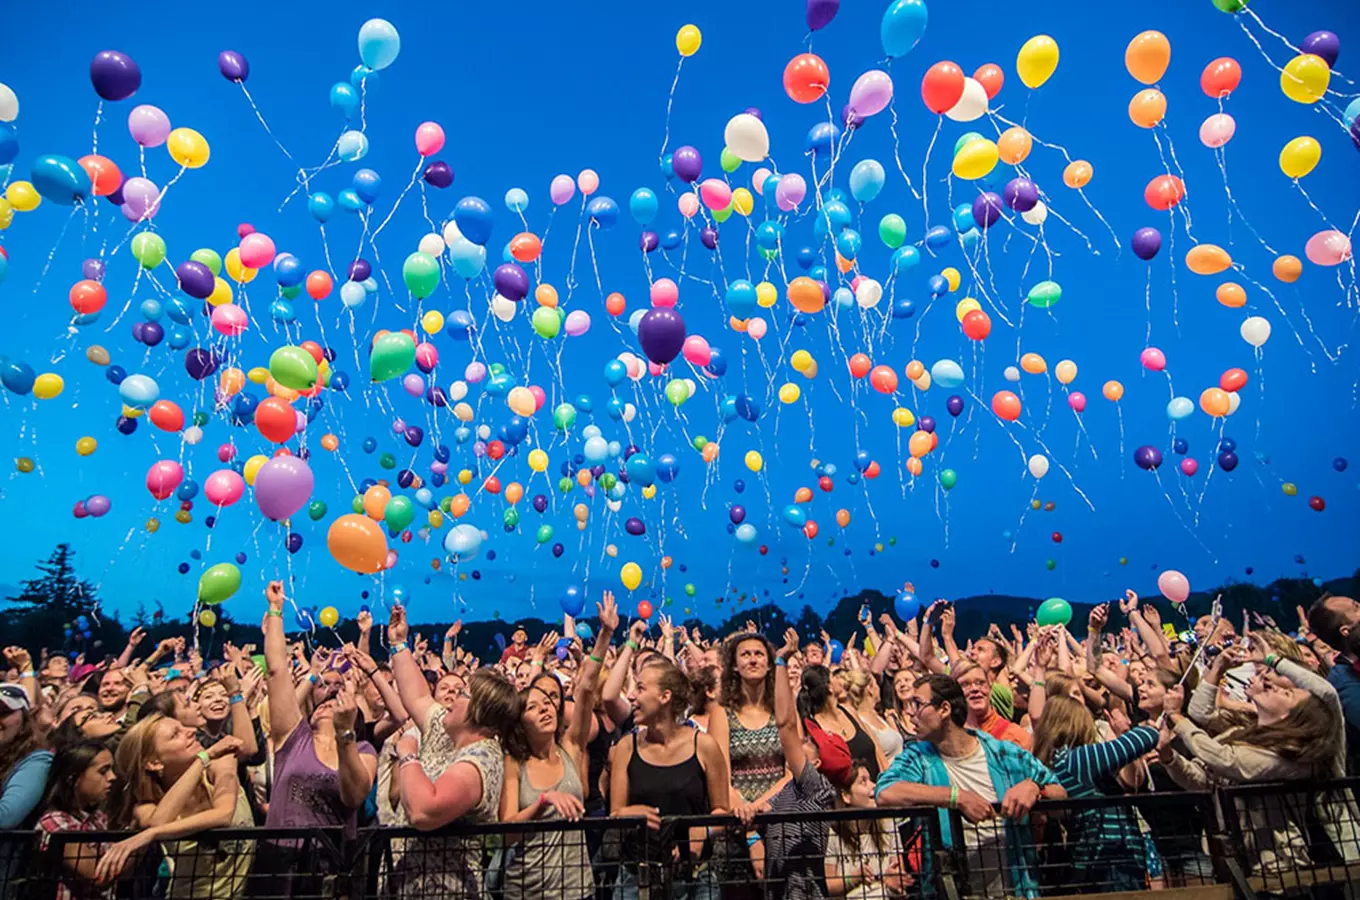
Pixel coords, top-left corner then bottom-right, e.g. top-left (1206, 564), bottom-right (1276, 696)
top-left (920, 118), bottom-right (941, 236)
top-left (1240, 9), bottom-right (1357, 91)
top-left (887, 98), bottom-right (922, 201)
top-left (370, 156), bottom-right (424, 240)
top-left (237, 82), bottom-right (299, 166)
top-left (658, 57), bottom-right (684, 168)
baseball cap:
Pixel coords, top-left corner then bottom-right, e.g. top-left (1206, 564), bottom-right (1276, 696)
top-left (0, 684), bottom-right (30, 713)
top-left (803, 718), bottom-right (853, 789)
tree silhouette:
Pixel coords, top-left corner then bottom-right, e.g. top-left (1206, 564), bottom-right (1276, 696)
top-left (5, 544), bottom-right (99, 614)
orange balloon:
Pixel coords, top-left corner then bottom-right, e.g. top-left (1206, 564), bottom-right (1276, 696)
top-left (306, 270), bottom-right (333, 300)
top-left (702, 442), bottom-right (720, 463)
top-left (535, 284), bottom-right (559, 308)
top-left (905, 457), bottom-right (923, 477)
top-left (997, 126), bottom-right (1033, 165)
top-left (147, 400), bottom-right (184, 432)
top-left (327, 514), bottom-right (388, 574)
top-left (450, 493), bottom-right (471, 518)
top-left (1199, 387), bottom-right (1230, 417)
top-left (254, 396), bottom-right (297, 443)
top-left (509, 232), bottom-right (542, 263)
top-left (1128, 88), bottom-right (1167, 128)
top-left (606, 292), bottom-right (626, 316)
top-left (661, 556), bottom-right (672, 569)
top-left (1020, 352), bottom-right (1047, 375)
top-left (835, 508), bottom-right (851, 528)
top-left (219, 367), bottom-right (245, 398)
top-left (363, 484), bottom-right (391, 519)
top-left (908, 430), bottom-right (932, 458)
top-left (77, 155), bottom-right (122, 197)
top-left (1272, 255), bottom-right (1302, 283)
top-left (848, 353), bottom-right (872, 378)
top-left (794, 486), bottom-right (813, 504)
top-left (973, 63), bottom-right (1005, 99)
top-left (1216, 282), bottom-right (1247, 308)
top-left (729, 316), bottom-right (749, 333)
top-left (834, 251), bottom-right (855, 274)
top-left (1185, 243), bottom-right (1232, 275)
top-left (505, 482), bottom-right (524, 505)
top-left (1125, 30), bottom-right (1171, 85)
top-left (787, 276), bottom-right (826, 313)
top-left (905, 359), bottom-right (925, 380)
top-left (1063, 160), bottom-right (1093, 189)
top-left (991, 391), bottom-right (1022, 421)
top-left (1102, 380), bottom-right (1124, 402)
top-left (864, 461), bottom-right (881, 479)
top-left (321, 433), bottom-right (340, 452)
top-left (265, 376), bottom-right (300, 402)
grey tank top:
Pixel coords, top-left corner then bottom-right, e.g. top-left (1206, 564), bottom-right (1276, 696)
top-left (501, 744), bottom-right (594, 900)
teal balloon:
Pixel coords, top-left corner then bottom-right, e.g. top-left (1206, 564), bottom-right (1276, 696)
top-left (879, 214), bottom-right (907, 248)
top-left (849, 160), bottom-right (886, 202)
top-left (881, 0), bottom-right (929, 58)
top-left (369, 332), bottom-right (416, 382)
top-left (330, 82), bottom-right (359, 118)
top-left (31, 155), bottom-right (92, 205)
top-left (1036, 597), bottom-right (1073, 627)
top-left (629, 188), bottom-right (659, 225)
top-left (953, 132), bottom-right (985, 155)
top-left (384, 495), bottom-right (415, 532)
top-left (198, 563), bottom-right (242, 606)
top-left (402, 251), bottom-right (440, 298)
top-left (308, 499), bottom-right (328, 521)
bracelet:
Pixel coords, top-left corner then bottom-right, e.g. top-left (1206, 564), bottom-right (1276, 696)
top-left (746, 833), bottom-right (761, 848)
top-left (230, 694), bottom-right (244, 704)
top-left (398, 753), bottom-right (420, 768)
top-left (588, 653), bottom-right (603, 665)
top-left (362, 668), bottom-right (377, 678)
top-left (20, 671), bottom-right (34, 679)
top-left (308, 674), bottom-right (320, 685)
top-left (390, 642), bottom-right (410, 655)
top-left (1264, 653), bottom-right (1280, 669)
top-left (1032, 680), bottom-right (1046, 688)
top-left (625, 640), bottom-right (640, 651)
top-left (949, 786), bottom-right (959, 810)
top-left (774, 656), bottom-right (787, 667)
top-left (196, 750), bottom-right (211, 767)
top-left (336, 729), bottom-right (357, 745)
top-left (265, 610), bottom-right (283, 618)
top-left (531, 660), bottom-right (544, 668)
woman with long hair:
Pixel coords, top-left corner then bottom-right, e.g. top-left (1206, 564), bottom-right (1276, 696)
top-left (799, 667), bottom-right (886, 781)
top-left (98, 714), bottom-right (253, 898)
top-left (36, 739), bottom-right (117, 900)
top-left (884, 668), bottom-right (918, 742)
top-left (824, 764), bottom-right (910, 900)
top-left (0, 684), bottom-right (53, 827)
top-left (843, 670), bottom-right (902, 767)
top-left (498, 593), bottom-right (616, 900)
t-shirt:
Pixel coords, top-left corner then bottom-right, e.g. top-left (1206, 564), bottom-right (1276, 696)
top-left (939, 743), bottom-right (1002, 850)
top-left (764, 760), bottom-right (836, 900)
top-left (499, 644), bottom-right (529, 665)
top-left (825, 824), bottom-right (905, 900)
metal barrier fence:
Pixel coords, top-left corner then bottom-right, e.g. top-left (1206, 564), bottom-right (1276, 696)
top-left (4, 778), bottom-right (1360, 899)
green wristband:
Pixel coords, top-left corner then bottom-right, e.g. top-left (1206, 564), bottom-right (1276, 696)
top-left (625, 639), bottom-right (640, 652)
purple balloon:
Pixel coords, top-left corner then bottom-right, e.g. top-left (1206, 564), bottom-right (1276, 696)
top-left (971, 192), bottom-right (1004, 229)
top-left (640, 231), bottom-right (659, 253)
top-left (82, 258), bottom-right (106, 281)
top-left (131, 322), bottom-right (147, 343)
top-left (1002, 178), bottom-right (1039, 212)
top-left (120, 177), bottom-right (161, 220)
top-left (217, 50), bottom-right (249, 82)
top-left (700, 226), bottom-right (718, 250)
top-left (404, 425), bottom-right (424, 447)
top-left (254, 456), bottom-right (314, 520)
top-left (184, 348), bottom-right (220, 380)
top-left (1218, 450), bottom-right (1239, 472)
top-left (90, 51), bottom-right (141, 101)
top-left (105, 183), bottom-right (125, 206)
top-left (671, 145), bottom-right (703, 182)
top-left (85, 495), bottom-right (112, 517)
top-left (1301, 31), bottom-right (1340, 68)
top-left (841, 103), bottom-right (865, 130)
top-left (624, 517), bottom-right (646, 536)
top-left (141, 321), bottom-right (164, 347)
top-left (286, 533), bottom-right (304, 553)
top-left (743, 107), bottom-right (763, 120)
top-left (730, 505), bottom-right (746, 524)
top-left (532, 495), bottom-right (548, 513)
top-left (1350, 119), bottom-right (1360, 152)
top-left (175, 260), bottom-right (215, 299)
top-left (348, 259), bottom-right (372, 282)
top-left (1134, 445), bottom-right (1164, 471)
top-left (919, 416), bottom-right (937, 434)
top-left (1131, 227), bottom-right (1162, 261)
top-left (235, 552), bottom-right (248, 565)
top-left (807, 0), bottom-right (840, 31)
top-left (423, 160), bottom-right (453, 188)
top-left (494, 263), bottom-right (530, 302)
top-left (638, 307), bottom-right (687, 364)
top-left (946, 395), bottom-right (965, 416)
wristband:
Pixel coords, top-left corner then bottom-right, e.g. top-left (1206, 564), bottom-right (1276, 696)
top-left (1032, 680), bottom-right (1046, 688)
top-left (588, 653), bottom-right (604, 665)
top-left (1264, 653), bottom-right (1280, 669)
top-left (20, 671), bottom-right (34, 679)
top-left (949, 786), bottom-right (959, 810)
top-left (391, 642), bottom-right (410, 655)
top-left (774, 656), bottom-right (787, 667)
top-left (265, 610), bottom-right (284, 618)
top-left (625, 640), bottom-right (640, 652)
top-left (531, 660), bottom-right (544, 668)
top-left (308, 674), bottom-right (320, 685)
top-left (230, 694), bottom-right (244, 704)
top-left (746, 833), bottom-right (761, 848)
top-left (196, 750), bottom-right (211, 767)
top-left (398, 753), bottom-right (420, 768)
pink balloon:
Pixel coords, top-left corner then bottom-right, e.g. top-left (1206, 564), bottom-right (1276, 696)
top-left (564, 310), bottom-right (591, 336)
top-left (699, 178), bottom-right (732, 211)
top-left (529, 384), bottom-right (547, 410)
top-left (216, 443), bottom-right (237, 463)
top-left (1198, 113), bottom-right (1236, 149)
top-left (1179, 457), bottom-right (1199, 476)
top-left (415, 342), bottom-right (439, 369)
top-left (752, 167), bottom-right (772, 195)
top-left (204, 469), bottom-right (245, 507)
top-left (549, 174), bottom-right (576, 205)
top-left (1157, 569), bottom-right (1190, 604)
top-left (1067, 391), bottom-right (1087, 412)
top-left (1305, 229), bottom-right (1353, 267)
top-left (414, 121), bottom-right (445, 157)
top-left (385, 550), bottom-right (398, 569)
top-left (1140, 347), bottom-right (1166, 371)
top-left (775, 173), bottom-right (807, 212)
top-left (647, 361), bottom-right (665, 377)
top-left (848, 69), bottom-right (894, 117)
top-left (145, 460), bottom-right (184, 500)
top-left (238, 232), bottom-right (276, 268)
top-left (253, 455), bottom-right (315, 521)
top-left (464, 361), bottom-right (487, 383)
top-left (650, 278), bottom-right (679, 308)
top-left (211, 303), bottom-right (248, 337)
top-left (682, 335), bottom-right (712, 366)
top-left (678, 192), bottom-right (699, 219)
top-left (577, 169), bottom-right (599, 195)
top-left (748, 317), bottom-right (768, 339)
top-left (127, 104), bottom-right (172, 148)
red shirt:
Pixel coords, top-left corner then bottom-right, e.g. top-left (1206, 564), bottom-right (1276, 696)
top-left (499, 643), bottom-right (528, 665)
top-left (980, 707), bottom-right (1032, 752)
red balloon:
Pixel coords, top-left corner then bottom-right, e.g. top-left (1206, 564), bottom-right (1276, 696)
top-left (77, 155), bottom-right (122, 197)
top-left (961, 309), bottom-right (992, 340)
top-left (991, 390), bottom-right (1022, 421)
top-left (848, 353), bottom-right (872, 378)
top-left (973, 63), bottom-right (1005, 99)
top-left (869, 365), bottom-right (898, 394)
top-left (921, 61), bottom-right (966, 114)
top-left (301, 340), bottom-right (324, 363)
top-left (306, 270), bottom-right (333, 300)
top-left (783, 53), bottom-right (830, 104)
top-left (864, 461), bottom-right (881, 479)
top-left (1200, 57), bottom-right (1242, 98)
top-left (148, 399), bottom-right (184, 432)
top-left (254, 397), bottom-right (297, 443)
top-left (487, 440), bottom-right (505, 460)
top-left (818, 475), bottom-right (834, 492)
top-left (484, 476), bottom-right (502, 494)
top-left (802, 520), bottom-right (820, 539)
top-left (1144, 175), bottom-right (1186, 211)
top-left (1309, 496), bottom-right (1326, 512)
top-left (69, 279), bottom-right (107, 314)
top-left (1052, 532), bottom-right (1063, 543)
top-left (637, 599), bottom-right (654, 620)
top-left (1219, 368), bottom-right (1248, 392)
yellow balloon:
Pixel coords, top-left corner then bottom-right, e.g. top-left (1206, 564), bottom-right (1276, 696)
top-left (145, 517), bottom-right (160, 534)
top-left (952, 139), bottom-right (999, 180)
top-left (528, 448), bottom-right (549, 472)
top-left (199, 609), bottom-right (217, 628)
top-left (954, 297), bottom-right (981, 322)
top-left (732, 188), bottom-right (755, 216)
top-left (207, 277), bottom-right (233, 307)
top-left (247, 366), bottom-right (270, 384)
top-left (1280, 54), bottom-right (1330, 104)
top-left (1282, 482), bottom-right (1298, 497)
top-left (676, 24), bottom-right (702, 57)
top-left (166, 127), bottom-right (211, 168)
top-left (243, 454), bottom-right (268, 486)
top-left (175, 510), bottom-right (192, 524)
top-left (319, 606), bottom-right (340, 628)
top-left (755, 281), bottom-right (778, 309)
top-left (621, 562), bottom-right (643, 591)
top-left (428, 509), bottom-right (444, 529)
top-left (0, 198), bottom-right (13, 230)
top-left (1279, 136), bottom-right (1322, 179)
top-left (1017, 35), bottom-right (1060, 89)
top-left (641, 484), bottom-right (657, 500)
top-left (15, 457), bottom-right (34, 474)
top-left (421, 310), bottom-right (445, 334)
top-left (1054, 359), bottom-right (1077, 385)
top-left (5, 181), bottom-right (41, 212)
top-left (778, 382), bottom-right (801, 404)
top-left (121, 404), bottom-right (144, 419)
top-left (941, 267), bottom-right (961, 292)
top-left (744, 450), bottom-right (764, 472)
top-left (790, 349), bottom-right (813, 372)
top-left (33, 373), bottom-right (64, 400)
top-left (76, 436), bottom-right (97, 456)
top-left (458, 468), bottom-right (473, 485)
top-left (223, 248), bottom-right (258, 284)
top-left (892, 407), bottom-right (916, 428)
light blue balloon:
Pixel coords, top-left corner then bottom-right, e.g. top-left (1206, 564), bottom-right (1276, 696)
top-left (31, 155), bottom-right (91, 205)
top-left (166, 325), bottom-right (190, 349)
top-left (361, 277), bottom-right (379, 293)
top-left (833, 287), bottom-right (854, 309)
top-left (629, 188), bottom-right (659, 225)
top-left (309, 192), bottom-right (336, 221)
top-left (349, 66), bottom-right (379, 92)
top-left (849, 159), bottom-right (886, 202)
top-left (581, 424), bottom-right (602, 440)
top-left (930, 359), bottom-right (965, 389)
top-left (139, 299), bottom-right (163, 321)
top-left (607, 482), bottom-right (627, 501)
top-left (891, 245), bottom-right (921, 272)
top-left (329, 83), bottom-right (359, 119)
top-left (270, 299), bottom-right (296, 322)
top-left (735, 523), bottom-right (758, 544)
top-left (813, 199), bottom-right (853, 241)
top-left (338, 189), bottom-right (364, 212)
top-left (339, 281), bottom-right (367, 309)
top-left (836, 229), bottom-right (863, 260)
top-left (443, 523), bottom-right (483, 562)
top-left (1167, 397), bottom-right (1194, 420)
top-left (504, 187), bottom-right (529, 213)
top-left (448, 238), bottom-right (487, 278)
top-left (881, 0), bottom-right (929, 59)
top-left (583, 435), bottom-right (609, 463)
top-left (953, 203), bottom-right (975, 233)
top-left (336, 130), bottom-right (369, 162)
top-left (164, 297), bottom-right (191, 324)
top-left (626, 454), bottom-right (656, 487)
top-left (726, 279), bottom-right (758, 319)
top-left (118, 373), bottom-right (160, 408)
top-left (0, 252), bottom-right (7, 285)
top-left (781, 504), bottom-right (807, 528)
top-left (414, 487), bottom-right (434, 509)
top-left (627, 308), bottom-right (646, 334)
top-left (960, 228), bottom-right (981, 251)
top-left (357, 18), bottom-right (401, 71)
top-left (1344, 97), bottom-right (1360, 128)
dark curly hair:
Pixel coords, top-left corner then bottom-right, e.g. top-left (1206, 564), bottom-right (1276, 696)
top-left (719, 632), bottom-right (775, 712)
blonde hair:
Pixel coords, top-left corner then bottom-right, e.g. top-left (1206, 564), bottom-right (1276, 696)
top-left (1032, 696), bottom-right (1099, 765)
top-left (112, 714), bottom-right (171, 826)
top-left (843, 669), bottom-right (875, 707)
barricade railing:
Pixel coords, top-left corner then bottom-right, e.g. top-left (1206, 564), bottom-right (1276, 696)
top-left (5, 777), bottom-right (1360, 899)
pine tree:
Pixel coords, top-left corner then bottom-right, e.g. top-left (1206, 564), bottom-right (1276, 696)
top-left (6, 543), bottom-right (100, 614)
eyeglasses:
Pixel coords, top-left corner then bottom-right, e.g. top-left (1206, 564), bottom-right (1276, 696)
top-left (902, 697), bottom-right (937, 714)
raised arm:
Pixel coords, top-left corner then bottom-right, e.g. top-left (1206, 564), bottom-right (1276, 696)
top-left (441, 620), bottom-right (461, 671)
top-left (601, 619), bottom-right (646, 725)
top-left (1123, 591), bottom-right (1173, 670)
top-left (775, 629), bottom-right (807, 775)
top-left (332, 681), bottom-right (377, 809)
top-left (569, 592), bottom-right (617, 754)
top-left (114, 627), bottom-right (146, 671)
top-left (1084, 604), bottom-right (1134, 702)
top-left (387, 604), bottom-right (435, 729)
top-left (939, 607), bottom-right (963, 668)
top-left (216, 667), bottom-right (259, 761)
top-left (263, 580), bottom-right (303, 743)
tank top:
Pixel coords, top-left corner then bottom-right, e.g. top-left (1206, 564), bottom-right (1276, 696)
top-left (584, 710), bottom-right (616, 810)
top-left (839, 706), bottom-right (881, 781)
top-left (626, 728), bottom-right (709, 817)
top-left (502, 745), bottom-right (593, 900)
top-left (863, 714), bottom-right (905, 766)
top-left (726, 707), bottom-right (784, 802)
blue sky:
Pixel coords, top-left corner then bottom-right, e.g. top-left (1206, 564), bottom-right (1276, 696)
top-left (0, 0), bottom-right (1357, 629)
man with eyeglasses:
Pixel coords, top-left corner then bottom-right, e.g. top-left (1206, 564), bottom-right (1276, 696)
top-left (876, 675), bottom-right (1064, 899)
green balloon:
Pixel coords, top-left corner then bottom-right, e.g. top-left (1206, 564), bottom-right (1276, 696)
top-left (131, 232), bottom-right (167, 269)
top-left (536, 524), bottom-right (554, 544)
top-left (720, 147), bottom-right (741, 174)
top-left (1045, 558), bottom-right (1058, 571)
top-left (504, 507), bottom-right (520, 528)
top-left (308, 499), bottom-right (328, 521)
top-left (557, 477), bottom-right (574, 494)
top-left (939, 468), bottom-right (958, 490)
top-left (370, 332), bottom-right (416, 382)
top-left (1211, 0), bottom-right (1248, 10)
top-left (379, 452), bottom-right (396, 470)
top-left (759, 246), bottom-right (778, 261)
top-left (599, 473), bottom-right (617, 491)
top-left (440, 496), bottom-right (454, 513)
top-left (402, 251), bottom-right (440, 299)
top-left (879, 214), bottom-right (907, 249)
top-left (489, 362), bottom-right (507, 376)
top-left (280, 284), bottom-right (302, 300)
top-left (953, 132), bottom-right (985, 156)
top-left (269, 346), bottom-right (319, 391)
top-left (191, 248), bottom-right (222, 276)
top-left (198, 563), bottom-right (241, 606)
top-left (384, 495), bottom-right (415, 532)
top-left (553, 403), bottom-right (577, 430)
top-left (665, 379), bottom-right (690, 406)
top-left (684, 583), bottom-right (696, 597)
top-left (351, 494), bottom-right (365, 513)
top-left (1027, 280), bottom-right (1062, 309)
top-left (531, 306), bottom-right (561, 338)
top-left (1036, 597), bottom-right (1072, 627)
top-left (191, 411), bottom-right (209, 427)
top-left (713, 205), bottom-right (734, 224)
top-left (693, 435), bottom-right (708, 451)
top-left (888, 536), bottom-right (897, 546)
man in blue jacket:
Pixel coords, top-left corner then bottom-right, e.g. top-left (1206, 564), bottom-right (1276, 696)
top-left (1307, 594), bottom-right (1360, 773)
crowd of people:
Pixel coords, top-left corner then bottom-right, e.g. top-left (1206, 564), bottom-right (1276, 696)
top-left (0, 581), bottom-right (1356, 899)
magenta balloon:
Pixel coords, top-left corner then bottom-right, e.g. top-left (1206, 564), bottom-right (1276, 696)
top-left (204, 469), bottom-right (245, 506)
top-left (127, 105), bottom-right (171, 147)
top-left (1157, 569), bottom-right (1190, 604)
top-left (145, 460), bottom-right (184, 500)
top-left (681, 334), bottom-right (712, 366)
top-left (253, 455), bottom-right (314, 520)
top-left (848, 70), bottom-right (894, 118)
top-left (1140, 347), bottom-right (1166, 372)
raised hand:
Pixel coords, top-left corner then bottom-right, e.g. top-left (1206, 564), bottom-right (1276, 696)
top-left (356, 610), bottom-right (373, 634)
top-left (445, 620), bottom-right (462, 640)
top-left (597, 590), bottom-right (620, 632)
top-left (780, 628), bottom-right (800, 659)
top-left (1088, 603), bottom-right (1109, 633)
top-left (388, 604), bottom-right (409, 644)
top-left (332, 681), bottom-right (359, 731)
top-left (265, 580), bottom-right (286, 611)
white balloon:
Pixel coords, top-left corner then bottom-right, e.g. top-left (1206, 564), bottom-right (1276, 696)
top-left (623, 403), bottom-right (638, 423)
top-left (1240, 315), bottom-right (1271, 348)
top-left (606, 499), bottom-right (623, 513)
top-left (0, 83), bottom-right (17, 123)
top-left (476, 424), bottom-right (492, 440)
top-left (182, 425), bottom-right (203, 445)
top-left (945, 78), bottom-right (989, 123)
top-left (490, 292), bottom-right (517, 323)
top-left (1004, 366), bottom-right (1022, 382)
top-left (1020, 200), bottom-right (1048, 226)
top-left (448, 380), bottom-right (468, 402)
top-left (724, 113), bottom-right (769, 163)
top-left (441, 219), bottom-right (463, 246)
top-left (417, 233), bottom-right (445, 257)
top-left (1027, 454), bottom-right (1050, 479)
top-left (855, 278), bottom-right (883, 309)
top-left (1226, 391), bottom-right (1241, 415)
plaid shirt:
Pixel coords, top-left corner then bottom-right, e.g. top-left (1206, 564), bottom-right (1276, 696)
top-left (875, 729), bottom-right (1059, 899)
top-left (37, 809), bottom-right (112, 900)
